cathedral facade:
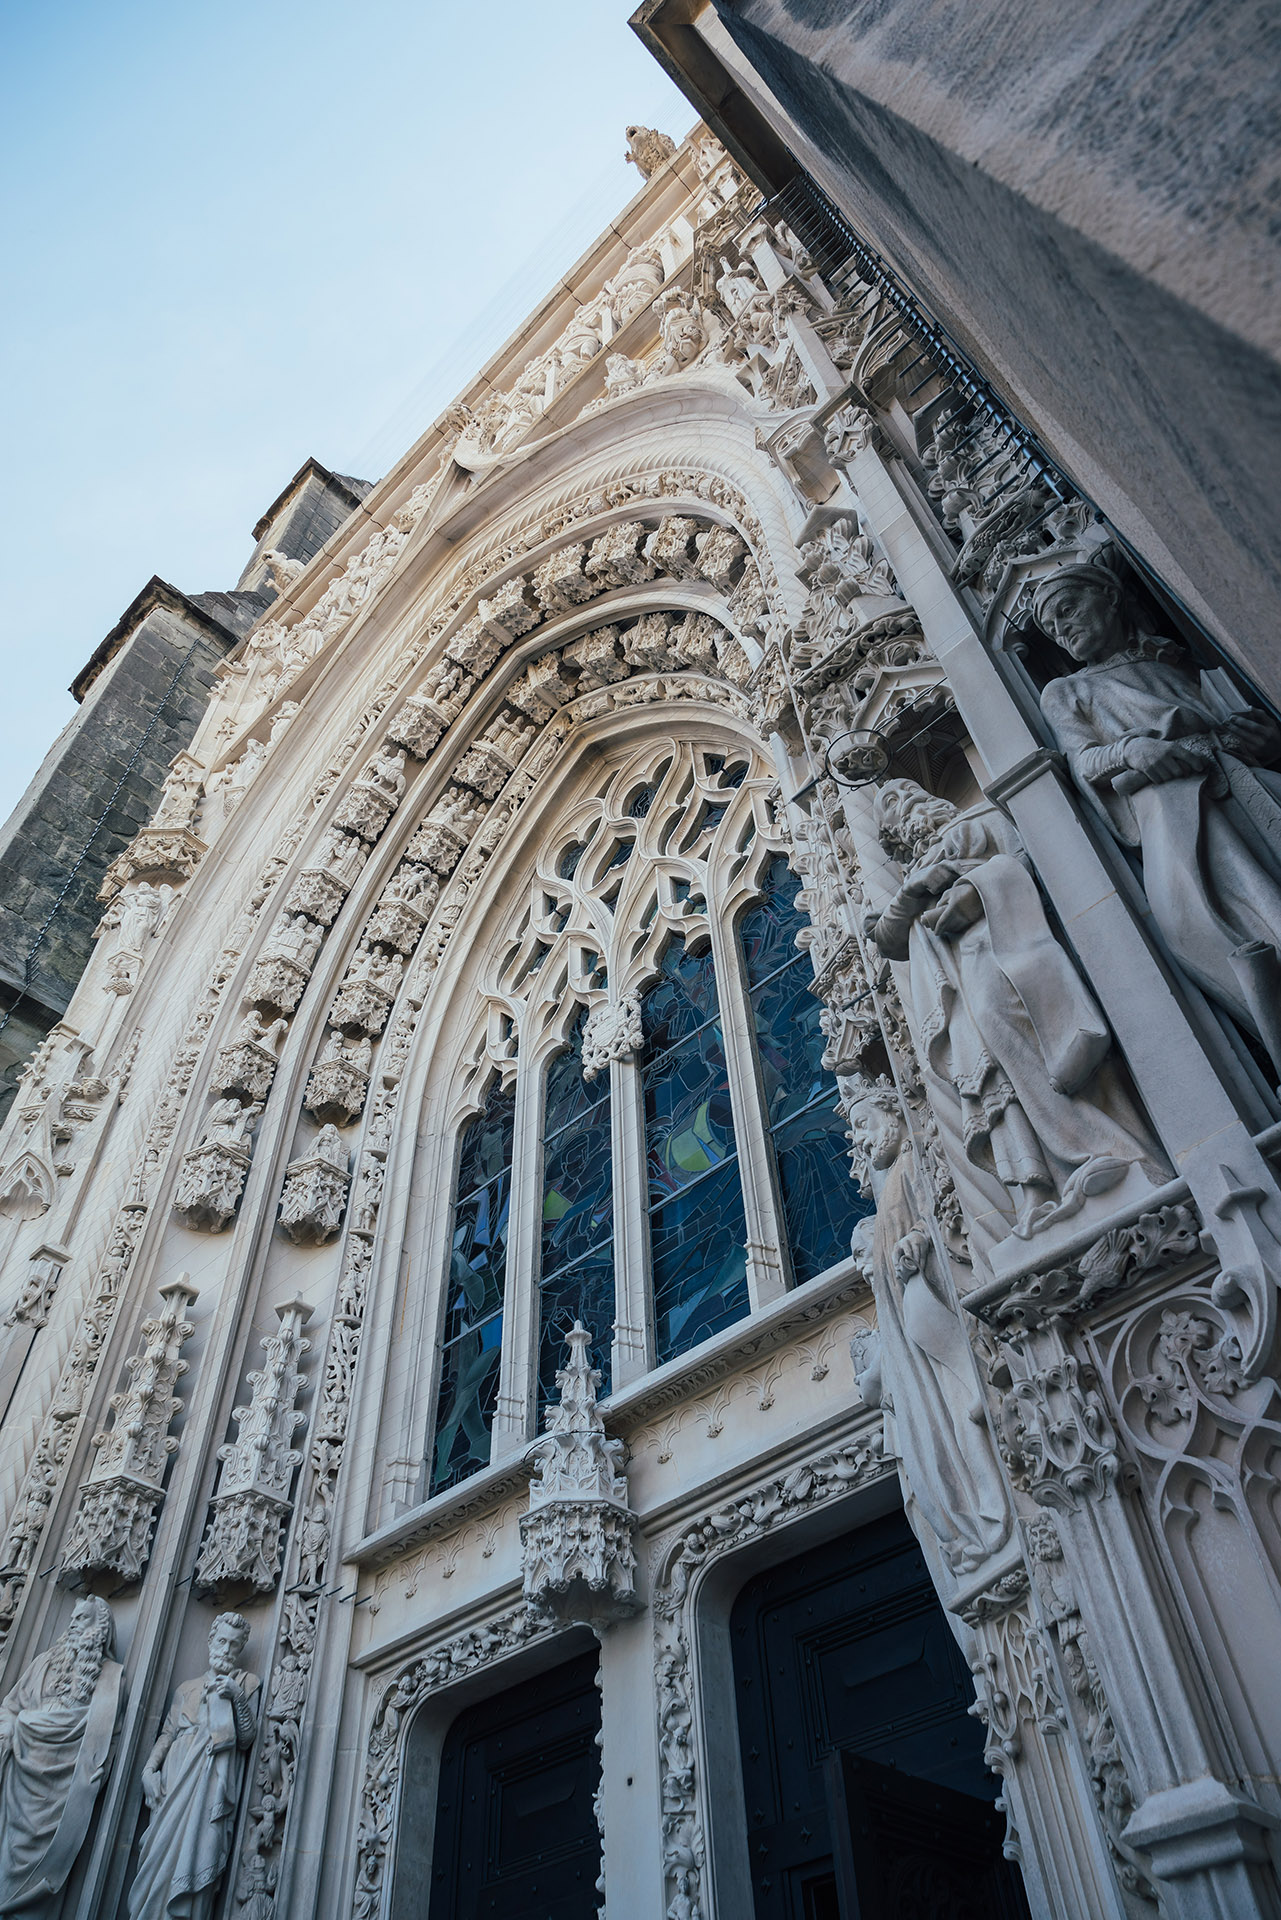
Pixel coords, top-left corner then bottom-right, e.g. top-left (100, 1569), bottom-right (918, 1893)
top-left (1, 110), bottom-right (1280, 1920)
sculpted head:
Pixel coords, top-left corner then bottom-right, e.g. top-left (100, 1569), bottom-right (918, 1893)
top-left (208, 1612), bottom-right (250, 1676)
top-left (848, 1087), bottom-right (906, 1175)
top-left (1031, 563), bottom-right (1129, 663)
top-left (873, 778), bottom-right (957, 864)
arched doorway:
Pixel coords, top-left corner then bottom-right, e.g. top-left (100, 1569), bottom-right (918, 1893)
top-left (426, 1649), bottom-right (601, 1919)
top-left (731, 1510), bottom-right (1030, 1918)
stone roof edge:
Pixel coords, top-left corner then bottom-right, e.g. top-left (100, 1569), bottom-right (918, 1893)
top-left (69, 577), bottom-right (244, 703)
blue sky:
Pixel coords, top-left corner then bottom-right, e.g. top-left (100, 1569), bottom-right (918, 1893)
top-left (0, 0), bottom-right (691, 820)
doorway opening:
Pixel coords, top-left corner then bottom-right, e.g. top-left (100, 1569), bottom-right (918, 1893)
top-left (730, 1508), bottom-right (1030, 1918)
top-left (427, 1649), bottom-right (601, 1920)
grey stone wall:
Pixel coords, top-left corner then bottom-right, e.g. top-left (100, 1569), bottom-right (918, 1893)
top-left (0, 596), bottom-right (239, 1109)
top-left (636, 0), bottom-right (1281, 704)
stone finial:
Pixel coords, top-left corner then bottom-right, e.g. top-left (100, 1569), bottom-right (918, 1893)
top-left (519, 1323), bottom-right (639, 1629)
top-left (62, 1276), bottom-right (198, 1582)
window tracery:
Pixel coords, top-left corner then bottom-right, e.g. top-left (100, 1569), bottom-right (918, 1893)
top-left (426, 732), bottom-right (870, 1489)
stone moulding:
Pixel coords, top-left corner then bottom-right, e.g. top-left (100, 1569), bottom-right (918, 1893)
top-left (61, 1275), bottom-right (197, 1583)
top-left (651, 1429), bottom-right (890, 1920)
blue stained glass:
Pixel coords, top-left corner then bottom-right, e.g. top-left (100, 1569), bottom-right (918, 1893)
top-left (643, 1028), bottom-right (736, 1207)
top-left (772, 1098), bottom-right (873, 1284)
top-left (739, 856), bottom-right (872, 1286)
top-left (739, 853), bottom-right (807, 986)
top-left (642, 940), bottom-right (723, 1056)
top-left (538, 1246), bottom-right (615, 1408)
top-left (750, 956), bottom-right (828, 1127)
top-left (542, 1099), bottom-right (613, 1273)
top-left (642, 940), bottom-right (750, 1365)
top-left (650, 1163), bottom-right (749, 1361)
top-left (431, 1079), bottom-right (514, 1495)
top-left (432, 1311), bottom-right (503, 1493)
top-left (540, 1010), bottom-right (615, 1407)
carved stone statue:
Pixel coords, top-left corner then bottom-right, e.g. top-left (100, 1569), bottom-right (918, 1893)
top-left (848, 1091), bottom-right (1011, 1575)
top-left (868, 778), bottom-right (1162, 1252)
top-left (624, 124), bottom-right (676, 180)
top-left (1034, 560), bottom-right (1281, 1074)
top-left (0, 1597), bottom-right (123, 1915)
top-left (127, 1614), bottom-right (259, 1920)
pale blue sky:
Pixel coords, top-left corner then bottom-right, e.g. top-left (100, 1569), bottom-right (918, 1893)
top-left (0, 0), bottom-right (691, 820)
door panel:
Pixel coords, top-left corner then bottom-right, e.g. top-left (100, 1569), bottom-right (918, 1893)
top-left (427, 1650), bottom-right (601, 1920)
top-left (730, 1510), bottom-right (1027, 1919)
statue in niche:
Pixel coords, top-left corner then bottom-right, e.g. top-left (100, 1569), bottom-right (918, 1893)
top-left (868, 778), bottom-right (1163, 1252)
top-left (127, 1613), bottom-right (259, 1920)
top-left (1034, 561), bottom-right (1281, 1075)
top-left (198, 1098), bottom-right (262, 1153)
top-left (847, 1089), bottom-right (1011, 1574)
top-left (0, 1597), bottom-right (123, 1915)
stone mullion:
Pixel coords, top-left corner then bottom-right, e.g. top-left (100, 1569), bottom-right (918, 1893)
top-left (610, 1054), bottom-right (652, 1389)
top-left (490, 1057), bottom-right (541, 1461)
top-left (709, 901), bottom-right (788, 1309)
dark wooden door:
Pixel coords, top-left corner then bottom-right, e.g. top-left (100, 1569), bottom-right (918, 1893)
top-left (825, 1749), bottom-right (1029, 1920)
top-left (427, 1650), bottom-right (601, 1920)
top-left (730, 1510), bottom-right (1028, 1920)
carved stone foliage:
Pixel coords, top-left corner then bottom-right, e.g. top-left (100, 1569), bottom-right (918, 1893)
top-left (653, 1435), bottom-right (890, 1920)
top-left (173, 1097), bottom-right (263, 1231)
top-left (278, 1126), bottom-right (350, 1245)
top-left (996, 1330), bottom-right (1126, 1513)
top-left (520, 1323), bottom-right (639, 1629)
top-left (581, 991), bottom-right (643, 1079)
top-left (196, 1299), bottom-right (311, 1596)
top-left (982, 1201), bottom-right (1202, 1334)
top-left (61, 1276), bottom-right (197, 1583)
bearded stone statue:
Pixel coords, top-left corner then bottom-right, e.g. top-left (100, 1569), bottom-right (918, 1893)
top-left (1034, 561), bottom-right (1281, 1075)
top-left (0, 1596), bottom-right (123, 1916)
top-left (868, 778), bottom-right (1163, 1254)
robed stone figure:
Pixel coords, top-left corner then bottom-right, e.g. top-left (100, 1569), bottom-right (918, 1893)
top-left (127, 1614), bottom-right (259, 1920)
top-left (868, 778), bottom-right (1162, 1253)
top-left (1035, 560), bottom-right (1281, 1075)
top-left (849, 1090), bottom-right (1011, 1576)
top-left (0, 1596), bottom-right (122, 1916)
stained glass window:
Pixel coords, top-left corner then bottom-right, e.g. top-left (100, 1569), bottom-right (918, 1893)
top-left (739, 854), bottom-right (872, 1282)
top-left (431, 1078), bottom-right (515, 1494)
top-left (539, 1009), bottom-right (614, 1406)
top-left (642, 940), bottom-right (749, 1364)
